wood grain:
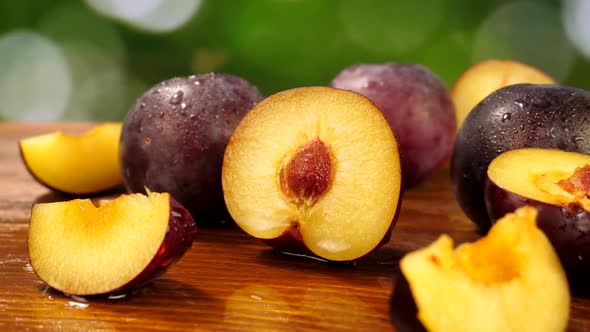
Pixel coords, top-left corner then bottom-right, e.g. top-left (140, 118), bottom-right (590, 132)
top-left (0, 122), bottom-right (588, 331)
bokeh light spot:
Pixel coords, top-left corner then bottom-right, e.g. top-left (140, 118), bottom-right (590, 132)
top-left (85, 0), bottom-right (202, 33)
top-left (563, 0), bottom-right (590, 59)
top-left (0, 31), bottom-right (72, 121)
top-left (474, 1), bottom-right (575, 82)
top-left (38, 2), bottom-right (129, 121)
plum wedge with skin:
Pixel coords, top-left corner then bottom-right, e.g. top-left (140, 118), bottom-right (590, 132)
top-left (222, 86), bottom-right (402, 262)
top-left (485, 147), bottom-right (590, 281)
top-left (394, 206), bottom-right (570, 332)
top-left (19, 123), bottom-right (123, 195)
top-left (28, 191), bottom-right (196, 297)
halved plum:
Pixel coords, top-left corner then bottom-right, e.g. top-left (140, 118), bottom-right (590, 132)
top-left (485, 147), bottom-right (590, 281)
top-left (222, 86), bottom-right (402, 262)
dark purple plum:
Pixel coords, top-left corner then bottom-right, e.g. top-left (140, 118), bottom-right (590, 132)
top-left (120, 73), bottom-right (263, 226)
top-left (331, 63), bottom-right (456, 188)
top-left (451, 83), bottom-right (590, 232)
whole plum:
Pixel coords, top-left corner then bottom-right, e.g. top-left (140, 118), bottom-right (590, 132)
top-left (451, 83), bottom-right (590, 232)
top-left (120, 73), bottom-right (263, 226)
top-left (331, 63), bottom-right (456, 188)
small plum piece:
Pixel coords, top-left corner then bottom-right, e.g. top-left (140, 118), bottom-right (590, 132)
top-left (395, 206), bottom-right (570, 332)
top-left (19, 123), bottom-right (123, 195)
top-left (485, 147), bottom-right (590, 281)
top-left (452, 59), bottom-right (555, 130)
top-left (451, 83), bottom-right (590, 232)
top-left (119, 73), bottom-right (263, 225)
top-left (331, 63), bottom-right (456, 188)
top-left (222, 86), bottom-right (402, 262)
top-left (28, 191), bottom-right (196, 296)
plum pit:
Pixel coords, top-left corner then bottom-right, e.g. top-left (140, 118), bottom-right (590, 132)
top-left (279, 138), bottom-right (333, 206)
top-left (557, 164), bottom-right (590, 199)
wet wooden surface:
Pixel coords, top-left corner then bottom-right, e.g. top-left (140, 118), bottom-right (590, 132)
top-left (0, 122), bottom-right (589, 331)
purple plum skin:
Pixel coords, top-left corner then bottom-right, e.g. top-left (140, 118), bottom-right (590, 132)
top-left (451, 84), bottom-right (590, 232)
top-left (331, 63), bottom-right (456, 188)
top-left (116, 196), bottom-right (197, 294)
top-left (485, 176), bottom-right (590, 284)
top-left (120, 73), bottom-right (263, 226)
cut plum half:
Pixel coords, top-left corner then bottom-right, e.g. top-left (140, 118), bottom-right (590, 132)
top-left (222, 86), bottom-right (402, 262)
top-left (28, 191), bottom-right (196, 296)
top-left (19, 123), bottom-right (123, 194)
top-left (485, 147), bottom-right (590, 280)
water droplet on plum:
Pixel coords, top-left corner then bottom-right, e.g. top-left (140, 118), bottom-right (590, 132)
top-left (501, 113), bottom-right (511, 121)
top-left (170, 90), bottom-right (184, 105)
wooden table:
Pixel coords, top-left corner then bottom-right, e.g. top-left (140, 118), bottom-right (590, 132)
top-left (1, 122), bottom-right (588, 331)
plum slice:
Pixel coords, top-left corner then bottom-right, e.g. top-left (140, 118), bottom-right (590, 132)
top-left (395, 206), bottom-right (569, 332)
top-left (19, 123), bottom-right (123, 195)
top-left (485, 147), bottom-right (590, 281)
top-left (28, 191), bottom-right (196, 296)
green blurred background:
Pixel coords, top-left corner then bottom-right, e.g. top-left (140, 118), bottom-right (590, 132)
top-left (1, 0), bottom-right (589, 121)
